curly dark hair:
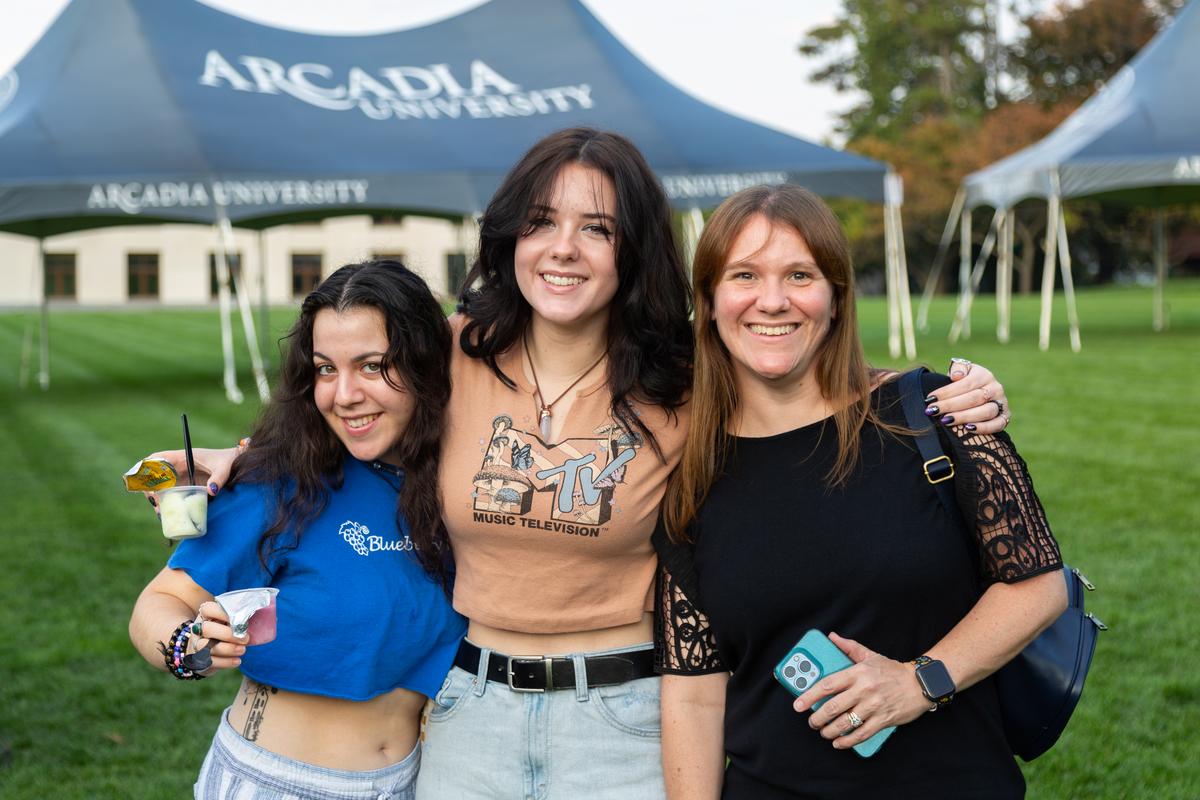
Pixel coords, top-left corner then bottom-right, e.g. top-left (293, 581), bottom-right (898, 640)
top-left (457, 127), bottom-right (693, 457)
top-left (229, 260), bottom-right (453, 588)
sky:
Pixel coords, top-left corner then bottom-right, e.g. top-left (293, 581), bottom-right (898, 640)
top-left (0, 0), bottom-right (853, 145)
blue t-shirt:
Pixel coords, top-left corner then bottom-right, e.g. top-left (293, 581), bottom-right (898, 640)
top-left (168, 457), bottom-right (466, 701)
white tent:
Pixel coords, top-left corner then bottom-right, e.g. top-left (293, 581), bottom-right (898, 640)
top-left (919, 0), bottom-right (1200, 350)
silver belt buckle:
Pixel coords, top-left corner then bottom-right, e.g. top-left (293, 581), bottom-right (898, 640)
top-left (507, 655), bottom-right (554, 692)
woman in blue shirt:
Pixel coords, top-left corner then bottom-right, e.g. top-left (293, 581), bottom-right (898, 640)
top-left (128, 260), bottom-right (466, 800)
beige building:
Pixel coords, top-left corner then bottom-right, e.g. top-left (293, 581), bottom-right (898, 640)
top-left (0, 214), bottom-right (477, 308)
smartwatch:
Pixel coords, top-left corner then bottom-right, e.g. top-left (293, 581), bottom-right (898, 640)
top-left (913, 655), bottom-right (956, 709)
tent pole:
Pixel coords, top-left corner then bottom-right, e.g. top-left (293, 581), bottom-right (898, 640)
top-left (997, 208), bottom-right (1014, 343)
top-left (959, 206), bottom-right (972, 339)
top-left (1153, 209), bottom-right (1167, 331)
top-left (1038, 195), bottom-right (1060, 351)
top-left (258, 230), bottom-right (270, 369)
top-left (917, 187), bottom-right (964, 332)
top-left (883, 194), bottom-right (901, 359)
top-left (949, 207), bottom-right (1001, 344)
top-left (683, 207), bottom-right (705, 279)
top-left (217, 208), bottom-right (270, 402)
top-left (37, 238), bottom-right (50, 390)
top-left (883, 172), bottom-right (903, 359)
top-left (1056, 205), bottom-right (1081, 352)
top-left (211, 211), bottom-right (243, 404)
top-left (18, 319), bottom-right (33, 389)
top-left (890, 195), bottom-right (917, 359)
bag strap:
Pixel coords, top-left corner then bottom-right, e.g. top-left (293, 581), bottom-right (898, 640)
top-left (897, 368), bottom-right (959, 517)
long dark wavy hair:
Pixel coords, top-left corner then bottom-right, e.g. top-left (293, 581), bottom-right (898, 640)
top-left (229, 260), bottom-right (453, 588)
top-left (457, 127), bottom-right (693, 457)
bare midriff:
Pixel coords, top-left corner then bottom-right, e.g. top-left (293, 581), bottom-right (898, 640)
top-left (225, 679), bottom-right (425, 770)
top-left (467, 611), bottom-right (654, 657)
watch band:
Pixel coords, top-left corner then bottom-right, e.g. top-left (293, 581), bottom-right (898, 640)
top-left (913, 655), bottom-right (955, 710)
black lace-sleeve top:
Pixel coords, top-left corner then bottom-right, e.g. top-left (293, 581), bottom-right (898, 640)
top-left (653, 373), bottom-right (1062, 798)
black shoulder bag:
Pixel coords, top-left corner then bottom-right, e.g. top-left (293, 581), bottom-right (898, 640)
top-left (898, 368), bottom-right (1106, 761)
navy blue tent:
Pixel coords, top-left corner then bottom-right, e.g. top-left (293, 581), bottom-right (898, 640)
top-left (0, 0), bottom-right (889, 235)
top-left (0, 0), bottom-right (916, 395)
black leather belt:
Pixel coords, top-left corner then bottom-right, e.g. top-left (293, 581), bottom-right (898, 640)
top-left (454, 639), bottom-right (656, 693)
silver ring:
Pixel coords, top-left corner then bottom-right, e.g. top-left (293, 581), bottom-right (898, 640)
top-left (989, 399), bottom-right (1005, 416)
top-left (847, 711), bottom-right (863, 729)
top-left (949, 357), bottom-right (973, 375)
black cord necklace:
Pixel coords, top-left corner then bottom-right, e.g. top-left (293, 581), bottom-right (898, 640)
top-left (523, 333), bottom-right (607, 441)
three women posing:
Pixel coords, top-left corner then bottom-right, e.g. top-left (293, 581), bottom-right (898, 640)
top-left (133, 128), bottom-right (1021, 798)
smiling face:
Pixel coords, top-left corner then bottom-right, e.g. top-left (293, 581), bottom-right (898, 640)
top-left (513, 163), bottom-right (620, 333)
top-left (311, 307), bottom-right (415, 466)
top-left (712, 214), bottom-right (836, 393)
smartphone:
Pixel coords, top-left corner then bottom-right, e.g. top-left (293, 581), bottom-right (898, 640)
top-left (773, 629), bottom-right (896, 758)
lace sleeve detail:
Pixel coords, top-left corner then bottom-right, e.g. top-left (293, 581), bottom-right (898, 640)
top-left (651, 521), bottom-right (726, 675)
top-left (941, 427), bottom-right (1063, 584)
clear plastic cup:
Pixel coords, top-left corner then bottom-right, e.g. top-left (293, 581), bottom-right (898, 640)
top-left (216, 587), bottom-right (279, 645)
top-left (157, 485), bottom-right (208, 540)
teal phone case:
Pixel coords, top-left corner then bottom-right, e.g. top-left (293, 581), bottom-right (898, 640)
top-left (773, 629), bottom-right (896, 758)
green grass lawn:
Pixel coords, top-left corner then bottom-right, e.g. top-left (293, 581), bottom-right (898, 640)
top-left (1, 280), bottom-right (1197, 798)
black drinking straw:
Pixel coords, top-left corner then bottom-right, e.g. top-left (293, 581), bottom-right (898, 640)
top-left (181, 413), bottom-right (196, 487)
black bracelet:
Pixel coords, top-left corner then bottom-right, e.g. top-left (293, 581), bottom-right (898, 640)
top-left (157, 620), bottom-right (206, 680)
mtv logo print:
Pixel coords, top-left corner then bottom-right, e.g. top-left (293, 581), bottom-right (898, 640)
top-left (339, 520), bottom-right (370, 556)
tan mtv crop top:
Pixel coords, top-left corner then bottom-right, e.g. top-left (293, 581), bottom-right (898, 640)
top-left (440, 317), bottom-right (687, 634)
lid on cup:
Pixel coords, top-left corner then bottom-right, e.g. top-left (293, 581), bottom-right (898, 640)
top-left (123, 459), bottom-right (178, 492)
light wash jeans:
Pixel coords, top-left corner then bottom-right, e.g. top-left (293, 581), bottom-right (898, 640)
top-left (195, 708), bottom-right (420, 799)
top-left (415, 642), bottom-right (665, 800)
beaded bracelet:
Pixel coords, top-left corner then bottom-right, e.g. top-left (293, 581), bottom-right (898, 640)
top-left (157, 620), bottom-right (207, 680)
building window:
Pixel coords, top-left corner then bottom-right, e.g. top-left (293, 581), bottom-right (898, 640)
top-left (209, 252), bottom-right (242, 298)
top-left (292, 254), bottom-right (322, 298)
top-left (446, 253), bottom-right (468, 295)
top-left (373, 252), bottom-right (406, 265)
top-left (371, 212), bottom-right (406, 226)
top-left (127, 253), bottom-right (159, 299)
top-left (44, 253), bottom-right (76, 298)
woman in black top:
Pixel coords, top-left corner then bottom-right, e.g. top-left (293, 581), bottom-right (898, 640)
top-left (655, 185), bottom-right (1067, 799)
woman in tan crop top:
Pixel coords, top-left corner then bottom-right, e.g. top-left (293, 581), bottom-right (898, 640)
top-left (151, 128), bottom-right (1014, 798)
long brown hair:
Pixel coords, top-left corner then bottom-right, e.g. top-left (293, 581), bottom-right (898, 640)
top-left (664, 185), bottom-right (892, 541)
top-left (457, 127), bottom-right (693, 458)
top-left (229, 260), bottom-right (454, 587)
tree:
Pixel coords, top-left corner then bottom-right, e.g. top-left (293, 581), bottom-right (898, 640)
top-left (1010, 0), bottom-right (1174, 105)
top-left (800, 0), bottom-right (992, 141)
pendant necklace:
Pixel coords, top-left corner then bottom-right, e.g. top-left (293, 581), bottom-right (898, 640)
top-left (524, 333), bottom-right (607, 441)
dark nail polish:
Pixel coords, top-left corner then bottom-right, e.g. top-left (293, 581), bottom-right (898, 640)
top-left (208, 483), bottom-right (219, 496)
top-left (924, 406), bottom-right (939, 417)
top-left (940, 415), bottom-right (955, 425)
top-left (965, 423), bottom-right (977, 431)
top-left (923, 394), bottom-right (937, 404)
top-left (147, 495), bottom-right (157, 508)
